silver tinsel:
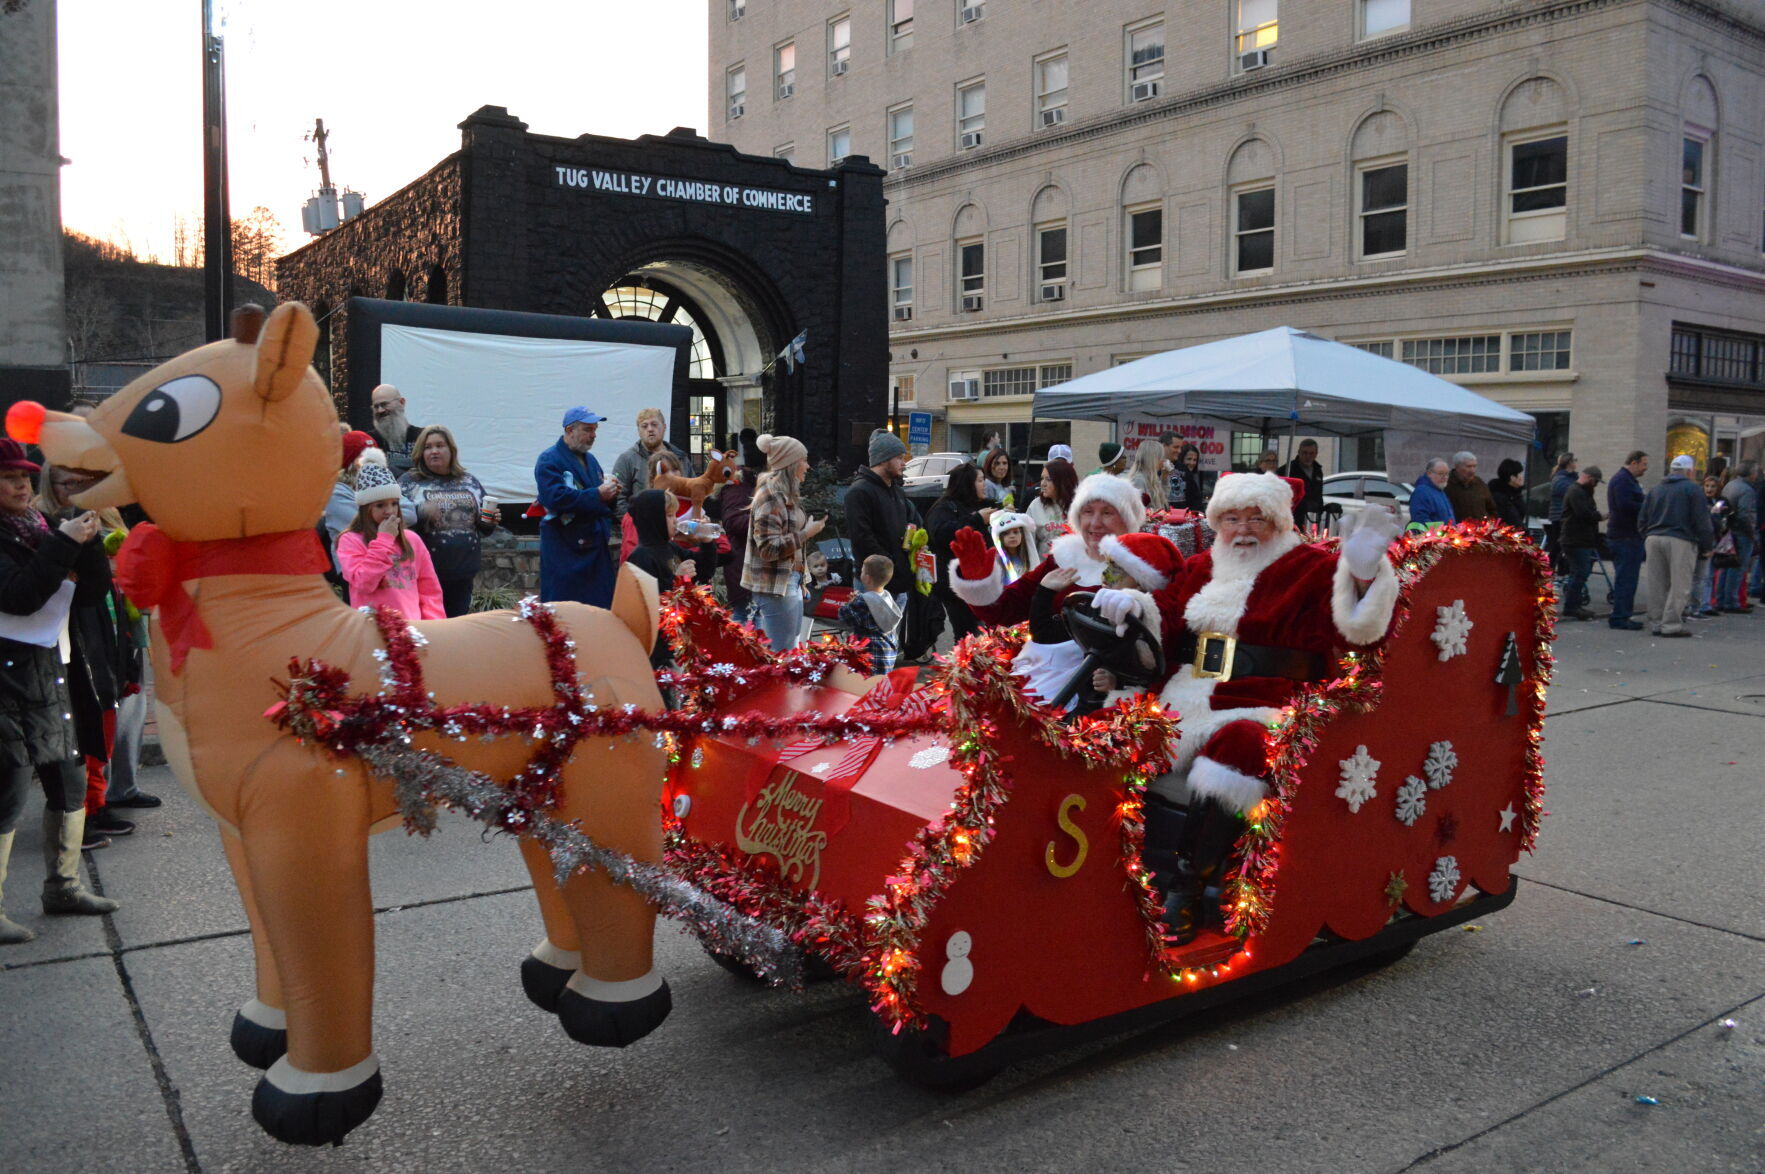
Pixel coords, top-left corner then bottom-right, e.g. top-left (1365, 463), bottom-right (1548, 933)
top-left (357, 741), bottom-right (803, 989)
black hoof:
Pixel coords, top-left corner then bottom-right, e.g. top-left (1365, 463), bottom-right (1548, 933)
top-left (556, 977), bottom-right (673, 1048)
top-left (251, 1062), bottom-right (383, 1147)
top-left (229, 1009), bottom-right (288, 1070)
top-left (520, 954), bottom-right (573, 1014)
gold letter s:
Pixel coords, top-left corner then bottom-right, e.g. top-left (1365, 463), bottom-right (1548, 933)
top-left (1044, 794), bottom-right (1089, 879)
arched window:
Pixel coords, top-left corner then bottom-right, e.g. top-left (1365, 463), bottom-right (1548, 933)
top-left (602, 286), bottom-right (716, 378)
top-left (1680, 75), bottom-right (1719, 242)
top-left (1498, 77), bottom-right (1569, 244)
top-left (386, 269), bottom-right (407, 301)
top-left (1350, 111), bottom-right (1410, 260)
top-left (1121, 165), bottom-right (1163, 291)
top-left (425, 263), bottom-right (448, 305)
top-left (1227, 138), bottom-right (1277, 275)
top-left (1031, 184), bottom-right (1069, 302)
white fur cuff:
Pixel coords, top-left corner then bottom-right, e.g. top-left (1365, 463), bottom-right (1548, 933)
top-left (1188, 755), bottom-right (1269, 815)
top-left (1331, 551), bottom-right (1399, 646)
top-left (949, 561), bottom-right (1005, 608)
top-left (1118, 587), bottom-right (1161, 647)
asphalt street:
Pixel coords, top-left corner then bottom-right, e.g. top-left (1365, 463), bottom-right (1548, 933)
top-left (2, 612), bottom-right (1761, 1173)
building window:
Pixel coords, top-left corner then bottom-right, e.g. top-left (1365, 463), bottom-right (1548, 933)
top-left (775, 42), bottom-right (796, 99)
top-left (1682, 135), bottom-right (1707, 240)
top-left (1357, 161), bottom-right (1408, 258)
top-left (891, 255), bottom-right (914, 319)
top-left (1671, 326), bottom-right (1764, 385)
top-left (889, 0), bottom-right (914, 52)
top-left (1360, 0), bottom-right (1408, 38)
top-left (726, 66), bottom-right (747, 120)
top-left (1037, 222), bottom-right (1068, 299)
top-left (1510, 331), bottom-right (1572, 372)
top-left (1126, 204), bottom-right (1163, 290)
top-left (1236, 0), bottom-right (1277, 54)
top-left (895, 373), bottom-right (917, 404)
top-left (827, 125), bottom-right (851, 166)
top-left (1506, 132), bottom-right (1567, 243)
top-left (1234, 186), bottom-right (1275, 274)
top-left (888, 104), bottom-right (914, 168)
top-left (1127, 20), bottom-right (1164, 101)
top-left (1036, 52), bottom-right (1069, 127)
top-left (829, 15), bottom-right (851, 76)
top-left (1703, 334), bottom-right (1753, 382)
top-left (957, 0), bottom-right (985, 24)
top-left (1230, 431), bottom-right (1268, 470)
top-left (1401, 335), bottom-right (1501, 375)
top-left (958, 238), bottom-right (985, 310)
top-left (1670, 328), bottom-right (1701, 376)
top-left (957, 79), bottom-right (986, 148)
top-left (774, 143), bottom-right (796, 166)
top-left (981, 363), bottom-right (1071, 398)
top-left (1351, 340), bottom-right (1395, 358)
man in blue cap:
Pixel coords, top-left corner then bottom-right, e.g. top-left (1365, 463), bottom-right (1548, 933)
top-left (534, 406), bottom-right (620, 607)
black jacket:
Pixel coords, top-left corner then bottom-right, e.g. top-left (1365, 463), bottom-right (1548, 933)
top-left (924, 496), bottom-right (990, 594)
top-left (0, 524), bottom-right (106, 768)
top-left (1560, 481), bottom-right (1604, 550)
top-left (844, 467), bottom-right (915, 593)
top-left (1489, 480), bottom-right (1528, 530)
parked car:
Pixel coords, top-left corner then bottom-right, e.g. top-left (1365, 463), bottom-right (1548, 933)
top-left (1322, 471), bottom-right (1413, 527)
top-left (902, 452), bottom-right (969, 489)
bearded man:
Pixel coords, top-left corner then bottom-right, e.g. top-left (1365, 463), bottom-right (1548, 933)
top-left (611, 407), bottom-right (692, 520)
top-left (369, 384), bottom-right (424, 476)
top-left (1147, 472), bottom-right (1401, 943)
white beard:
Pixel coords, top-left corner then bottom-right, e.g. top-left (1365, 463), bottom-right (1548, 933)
top-left (1183, 528), bottom-right (1300, 637)
top-left (374, 410), bottom-right (410, 451)
top-left (1208, 527), bottom-right (1300, 583)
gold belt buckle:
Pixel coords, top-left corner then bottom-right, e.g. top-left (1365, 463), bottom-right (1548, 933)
top-left (1193, 631), bottom-right (1237, 680)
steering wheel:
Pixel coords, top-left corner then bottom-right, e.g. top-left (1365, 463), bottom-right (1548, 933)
top-left (1045, 591), bottom-right (1167, 710)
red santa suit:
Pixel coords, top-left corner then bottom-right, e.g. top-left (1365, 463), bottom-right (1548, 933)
top-left (1155, 473), bottom-right (1400, 815)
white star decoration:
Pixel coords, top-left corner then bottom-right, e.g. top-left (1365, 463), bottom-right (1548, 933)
top-left (809, 762), bottom-right (833, 775)
top-left (1498, 804), bottom-right (1517, 833)
top-left (1431, 599), bottom-right (1474, 661)
top-left (1336, 745), bottom-right (1381, 813)
top-left (908, 745), bottom-right (951, 770)
top-left (1428, 855), bottom-right (1462, 903)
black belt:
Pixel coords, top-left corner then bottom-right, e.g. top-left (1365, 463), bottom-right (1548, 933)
top-left (1175, 631), bottom-right (1328, 682)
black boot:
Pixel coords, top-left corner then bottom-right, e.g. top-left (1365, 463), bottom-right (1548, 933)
top-left (1163, 798), bottom-right (1247, 945)
top-left (1140, 794), bottom-right (1188, 905)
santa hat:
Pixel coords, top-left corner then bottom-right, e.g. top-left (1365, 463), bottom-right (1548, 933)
top-left (354, 456), bottom-right (402, 506)
top-left (1099, 532), bottom-right (1181, 591)
top-left (1206, 472), bottom-right (1304, 533)
top-left (341, 429), bottom-right (376, 471)
top-left (1068, 472), bottom-right (1146, 533)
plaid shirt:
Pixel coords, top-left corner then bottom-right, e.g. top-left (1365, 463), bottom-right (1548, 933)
top-left (740, 478), bottom-right (808, 596)
top-left (837, 590), bottom-right (902, 674)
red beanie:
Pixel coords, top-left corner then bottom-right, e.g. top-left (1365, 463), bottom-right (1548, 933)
top-left (340, 430), bottom-right (375, 471)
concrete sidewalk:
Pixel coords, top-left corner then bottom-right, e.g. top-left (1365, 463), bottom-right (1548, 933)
top-left (2, 615), bottom-right (1761, 1173)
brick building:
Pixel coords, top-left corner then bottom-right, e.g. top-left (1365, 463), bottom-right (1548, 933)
top-left (1, 0), bottom-right (70, 411)
top-left (277, 106), bottom-right (889, 467)
top-left (711, 0), bottom-right (1765, 477)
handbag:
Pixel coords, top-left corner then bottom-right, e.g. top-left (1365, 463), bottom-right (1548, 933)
top-left (1712, 529), bottom-right (1739, 569)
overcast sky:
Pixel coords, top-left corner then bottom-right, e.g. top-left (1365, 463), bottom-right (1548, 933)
top-left (57, 0), bottom-right (709, 260)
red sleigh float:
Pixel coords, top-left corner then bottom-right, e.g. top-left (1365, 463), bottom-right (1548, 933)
top-left (662, 522), bottom-right (1552, 1085)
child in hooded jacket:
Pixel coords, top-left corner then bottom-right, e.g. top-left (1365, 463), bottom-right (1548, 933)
top-left (336, 458), bottom-right (445, 619)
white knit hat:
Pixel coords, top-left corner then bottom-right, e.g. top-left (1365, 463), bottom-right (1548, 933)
top-left (1206, 472), bottom-right (1301, 532)
top-left (1067, 472), bottom-right (1146, 533)
top-left (354, 458), bottom-right (402, 506)
top-left (756, 433), bottom-right (807, 470)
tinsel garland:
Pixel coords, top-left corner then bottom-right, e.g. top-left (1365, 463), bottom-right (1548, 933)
top-left (1221, 522), bottom-right (1554, 939)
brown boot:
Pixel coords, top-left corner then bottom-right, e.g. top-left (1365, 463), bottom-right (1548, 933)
top-left (0, 831), bottom-right (36, 944)
top-left (40, 808), bottom-right (119, 916)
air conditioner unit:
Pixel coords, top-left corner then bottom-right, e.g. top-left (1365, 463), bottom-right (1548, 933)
top-left (961, 294), bottom-right (983, 312)
top-left (729, 1), bottom-right (745, 19)
top-left (960, 130), bottom-right (984, 149)
top-left (832, 58), bottom-right (849, 76)
top-left (893, 305), bottom-right (914, 321)
top-left (1130, 79), bottom-right (1162, 102)
top-left (1239, 49), bottom-right (1272, 71)
top-left (728, 102), bottom-right (745, 120)
top-left (778, 82), bottom-right (795, 99)
top-left (948, 378), bottom-right (980, 401)
top-left (1040, 282), bottom-right (1066, 302)
top-left (892, 152), bottom-right (913, 169)
top-left (1040, 107), bottom-right (1066, 128)
top-left (960, 5), bottom-right (984, 24)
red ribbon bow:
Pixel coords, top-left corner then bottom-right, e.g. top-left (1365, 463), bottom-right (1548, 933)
top-left (114, 524), bottom-right (331, 674)
top-left (777, 667), bottom-right (944, 788)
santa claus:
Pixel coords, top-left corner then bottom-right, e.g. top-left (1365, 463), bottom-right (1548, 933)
top-left (1145, 472), bottom-right (1401, 943)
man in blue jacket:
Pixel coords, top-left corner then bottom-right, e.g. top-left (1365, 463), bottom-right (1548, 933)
top-left (1604, 450), bottom-right (1649, 629)
top-left (1408, 458), bottom-right (1456, 528)
top-left (534, 406), bottom-right (619, 607)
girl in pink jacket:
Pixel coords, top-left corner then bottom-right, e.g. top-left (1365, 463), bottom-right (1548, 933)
top-left (336, 456), bottom-right (445, 619)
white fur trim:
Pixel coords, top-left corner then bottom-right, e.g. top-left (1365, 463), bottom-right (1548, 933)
top-left (949, 560), bottom-right (1005, 607)
top-left (356, 448), bottom-right (388, 468)
top-left (264, 1053), bottom-right (381, 1095)
top-left (240, 998), bottom-right (286, 1031)
top-left (1151, 668), bottom-right (1280, 797)
top-left (565, 968), bottom-right (665, 1003)
top-left (530, 939), bottom-right (581, 971)
top-left (1049, 533), bottom-right (1108, 585)
top-left (1187, 755), bottom-right (1270, 815)
top-left (1182, 531), bottom-right (1301, 635)
top-left (1207, 472), bottom-right (1294, 531)
top-left (1116, 587), bottom-right (1162, 647)
top-left (1069, 472), bottom-right (1146, 533)
top-left (1099, 534), bottom-right (1170, 590)
top-left (1331, 551), bottom-right (1399, 646)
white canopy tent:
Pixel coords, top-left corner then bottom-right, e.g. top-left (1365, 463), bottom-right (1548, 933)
top-left (1032, 326), bottom-right (1537, 450)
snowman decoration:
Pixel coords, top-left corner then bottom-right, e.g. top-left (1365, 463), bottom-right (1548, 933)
top-left (940, 930), bottom-right (975, 996)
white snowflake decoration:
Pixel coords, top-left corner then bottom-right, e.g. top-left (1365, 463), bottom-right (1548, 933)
top-left (809, 762), bottom-right (833, 776)
top-left (1423, 741), bottom-right (1457, 790)
top-left (909, 745), bottom-right (951, 770)
top-left (1335, 745), bottom-right (1381, 813)
top-left (1431, 599), bottom-right (1474, 661)
top-left (1395, 777), bottom-right (1427, 826)
top-left (1428, 855), bottom-right (1462, 903)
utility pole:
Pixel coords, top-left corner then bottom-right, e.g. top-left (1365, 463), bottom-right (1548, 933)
top-left (201, 0), bottom-right (233, 341)
top-left (313, 118), bottom-right (332, 191)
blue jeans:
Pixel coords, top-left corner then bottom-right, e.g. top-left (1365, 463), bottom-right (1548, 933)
top-left (1716, 530), bottom-right (1754, 609)
top-left (1751, 532), bottom-right (1764, 594)
top-left (1608, 537), bottom-right (1644, 622)
top-left (749, 586), bottom-right (804, 652)
top-left (1562, 548), bottom-right (1594, 612)
top-left (1691, 554), bottom-right (1715, 614)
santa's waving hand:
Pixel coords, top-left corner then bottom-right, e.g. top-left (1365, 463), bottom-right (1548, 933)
top-left (1145, 473), bottom-right (1401, 945)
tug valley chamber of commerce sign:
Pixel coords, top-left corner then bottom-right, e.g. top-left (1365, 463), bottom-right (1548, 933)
top-left (554, 166), bottom-right (817, 215)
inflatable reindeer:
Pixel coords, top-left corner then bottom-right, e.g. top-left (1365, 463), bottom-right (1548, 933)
top-left (11, 304), bottom-right (673, 1146)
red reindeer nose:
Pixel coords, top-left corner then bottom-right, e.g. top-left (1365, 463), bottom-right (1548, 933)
top-left (5, 401), bottom-right (46, 444)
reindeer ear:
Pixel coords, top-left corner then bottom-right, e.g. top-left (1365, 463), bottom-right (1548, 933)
top-left (254, 302), bottom-right (319, 403)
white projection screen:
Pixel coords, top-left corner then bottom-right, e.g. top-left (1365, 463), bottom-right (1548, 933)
top-left (346, 299), bottom-right (691, 504)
